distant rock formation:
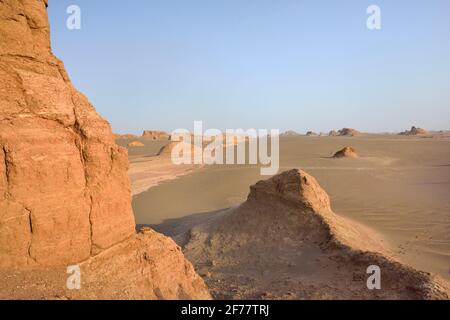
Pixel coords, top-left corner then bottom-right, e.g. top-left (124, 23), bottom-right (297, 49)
top-left (400, 126), bottom-right (429, 136)
top-left (114, 133), bottom-right (139, 140)
top-left (0, 0), bottom-right (209, 299)
top-left (337, 128), bottom-right (360, 136)
top-left (142, 130), bottom-right (171, 140)
top-left (333, 147), bottom-right (358, 158)
top-left (328, 130), bottom-right (337, 136)
top-left (127, 141), bottom-right (145, 147)
top-left (306, 131), bottom-right (318, 136)
top-left (280, 130), bottom-right (301, 137)
top-left (182, 169), bottom-right (449, 299)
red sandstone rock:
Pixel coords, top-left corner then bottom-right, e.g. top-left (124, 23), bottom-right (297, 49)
top-left (0, 0), bottom-right (209, 299)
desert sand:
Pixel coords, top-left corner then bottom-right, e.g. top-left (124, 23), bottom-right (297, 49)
top-left (333, 146), bottom-right (358, 158)
top-left (173, 169), bottom-right (449, 299)
top-left (133, 135), bottom-right (450, 289)
top-left (121, 139), bottom-right (201, 196)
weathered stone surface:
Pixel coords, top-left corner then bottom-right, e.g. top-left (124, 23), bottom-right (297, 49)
top-left (0, 0), bottom-right (210, 299)
top-left (0, 0), bottom-right (135, 267)
top-left (0, 228), bottom-right (211, 299)
top-left (182, 169), bottom-right (450, 299)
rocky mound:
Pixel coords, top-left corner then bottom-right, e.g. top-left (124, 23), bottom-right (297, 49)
top-left (280, 130), bottom-right (301, 137)
top-left (115, 133), bottom-right (139, 140)
top-left (306, 131), bottom-right (318, 136)
top-left (328, 130), bottom-right (337, 136)
top-left (142, 130), bottom-right (171, 140)
top-left (333, 147), bottom-right (358, 158)
top-left (337, 128), bottom-right (360, 136)
top-left (0, 0), bottom-right (209, 299)
top-left (181, 169), bottom-right (449, 299)
top-left (400, 126), bottom-right (429, 136)
top-left (128, 141), bottom-right (145, 147)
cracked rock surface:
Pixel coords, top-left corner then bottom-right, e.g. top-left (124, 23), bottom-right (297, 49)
top-left (0, 0), bottom-right (210, 299)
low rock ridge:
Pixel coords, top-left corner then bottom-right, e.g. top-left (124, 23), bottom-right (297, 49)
top-left (181, 169), bottom-right (450, 299)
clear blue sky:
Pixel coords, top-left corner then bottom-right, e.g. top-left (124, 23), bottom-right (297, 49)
top-left (48, 0), bottom-right (450, 134)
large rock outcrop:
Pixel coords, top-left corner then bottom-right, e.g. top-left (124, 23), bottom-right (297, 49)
top-left (0, 0), bottom-right (209, 299)
top-left (337, 128), bottom-right (360, 136)
top-left (142, 130), bottom-right (170, 140)
top-left (400, 126), bottom-right (429, 136)
top-left (179, 169), bottom-right (449, 299)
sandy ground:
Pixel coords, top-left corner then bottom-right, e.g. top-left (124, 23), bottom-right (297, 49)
top-left (161, 169), bottom-right (449, 299)
top-left (116, 138), bottom-right (201, 196)
top-left (131, 135), bottom-right (450, 281)
top-left (128, 154), bottom-right (199, 196)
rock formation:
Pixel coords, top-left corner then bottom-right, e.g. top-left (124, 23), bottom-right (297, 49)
top-left (180, 169), bottom-right (450, 299)
top-left (400, 126), bottom-right (429, 136)
top-left (115, 133), bottom-right (139, 140)
top-left (280, 130), bottom-right (300, 137)
top-left (306, 131), bottom-right (318, 136)
top-left (337, 128), bottom-right (360, 136)
top-left (142, 130), bottom-right (171, 140)
top-left (333, 147), bottom-right (358, 158)
top-left (0, 0), bottom-right (209, 299)
top-left (328, 130), bottom-right (337, 136)
top-left (128, 141), bottom-right (145, 147)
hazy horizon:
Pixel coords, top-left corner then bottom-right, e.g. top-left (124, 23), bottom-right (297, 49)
top-left (48, 0), bottom-right (450, 134)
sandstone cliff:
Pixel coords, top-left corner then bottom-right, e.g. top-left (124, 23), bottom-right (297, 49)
top-left (0, 0), bottom-right (209, 299)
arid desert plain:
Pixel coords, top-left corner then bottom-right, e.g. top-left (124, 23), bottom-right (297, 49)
top-left (119, 132), bottom-right (450, 299)
top-left (1, 0), bottom-right (450, 301)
